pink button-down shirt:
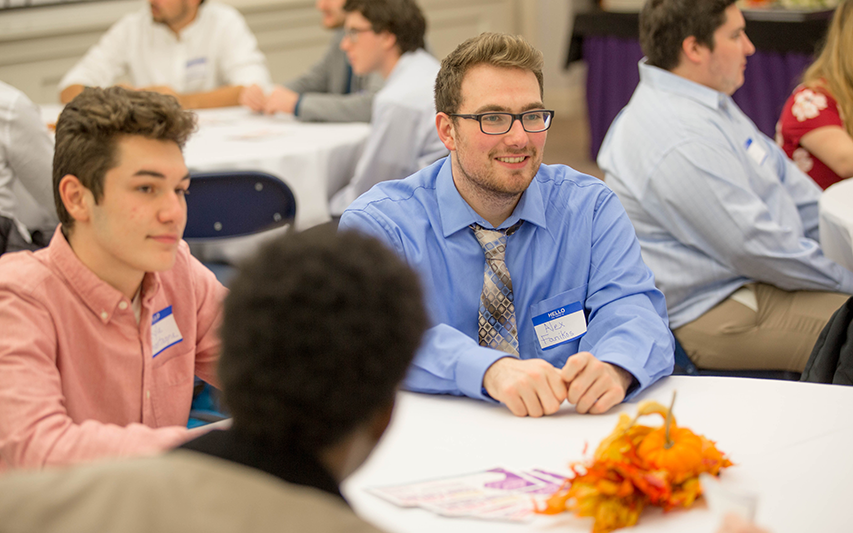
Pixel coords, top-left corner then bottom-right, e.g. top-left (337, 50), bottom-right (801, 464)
top-left (0, 228), bottom-right (225, 472)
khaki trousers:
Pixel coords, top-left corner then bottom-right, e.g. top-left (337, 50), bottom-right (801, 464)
top-left (674, 283), bottom-right (850, 372)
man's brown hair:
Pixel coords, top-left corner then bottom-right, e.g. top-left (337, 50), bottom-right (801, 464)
top-left (343, 0), bottom-right (426, 54)
top-left (434, 32), bottom-right (544, 115)
top-left (639, 0), bottom-right (737, 71)
top-left (53, 86), bottom-right (196, 229)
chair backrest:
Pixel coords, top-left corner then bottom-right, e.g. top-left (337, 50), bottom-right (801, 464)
top-left (184, 171), bottom-right (296, 240)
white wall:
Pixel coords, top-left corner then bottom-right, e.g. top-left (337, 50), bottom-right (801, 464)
top-left (0, 0), bottom-right (586, 114)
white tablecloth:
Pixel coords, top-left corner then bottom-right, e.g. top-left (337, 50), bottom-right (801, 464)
top-left (344, 376), bottom-right (853, 533)
top-left (820, 179), bottom-right (853, 273)
top-left (183, 107), bottom-right (369, 230)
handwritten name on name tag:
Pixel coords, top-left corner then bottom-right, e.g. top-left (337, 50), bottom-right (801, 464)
top-left (151, 305), bottom-right (183, 358)
top-left (532, 301), bottom-right (587, 350)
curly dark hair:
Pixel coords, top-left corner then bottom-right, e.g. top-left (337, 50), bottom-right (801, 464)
top-left (343, 0), bottom-right (426, 54)
top-left (53, 86), bottom-right (196, 229)
top-left (640, 0), bottom-right (737, 71)
top-left (219, 226), bottom-right (428, 450)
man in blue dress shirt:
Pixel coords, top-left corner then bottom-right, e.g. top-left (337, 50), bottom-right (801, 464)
top-left (340, 33), bottom-right (673, 418)
top-left (598, 0), bottom-right (853, 372)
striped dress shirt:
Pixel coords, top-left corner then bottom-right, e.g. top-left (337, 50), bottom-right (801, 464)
top-left (598, 61), bottom-right (853, 328)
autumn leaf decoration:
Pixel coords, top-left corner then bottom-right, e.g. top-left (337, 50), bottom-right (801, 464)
top-left (536, 392), bottom-right (733, 533)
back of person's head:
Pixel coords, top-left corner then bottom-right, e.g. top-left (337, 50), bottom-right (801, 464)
top-left (52, 87), bottom-right (196, 231)
top-left (802, 0), bottom-right (853, 137)
top-left (343, 0), bottom-right (426, 54)
top-left (219, 226), bottom-right (428, 453)
top-left (434, 32), bottom-right (544, 115)
top-left (639, 0), bottom-right (737, 71)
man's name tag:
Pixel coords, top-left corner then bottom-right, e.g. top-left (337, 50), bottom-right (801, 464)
top-left (532, 301), bottom-right (587, 350)
top-left (185, 57), bottom-right (208, 81)
top-left (151, 306), bottom-right (183, 358)
top-left (745, 138), bottom-right (767, 166)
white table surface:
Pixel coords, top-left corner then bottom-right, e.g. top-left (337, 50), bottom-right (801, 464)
top-left (183, 107), bottom-right (369, 229)
top-left (343, 376), bottom-right (853, 533)
top-left (42, 105), bottom-right (370, 230)
top-left (820, 179), bottom-right (853, 273)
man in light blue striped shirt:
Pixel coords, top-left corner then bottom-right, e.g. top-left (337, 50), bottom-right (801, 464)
top-left (598, 0), bottom-right (853, 372)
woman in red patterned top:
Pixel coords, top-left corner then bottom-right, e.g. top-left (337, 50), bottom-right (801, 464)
top-left (777, 1), bottom-right (853, 190)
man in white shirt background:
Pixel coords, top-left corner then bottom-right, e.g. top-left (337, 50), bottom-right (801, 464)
top-left (239, 0), bottom-right (383, 122)
top-left (328, 0), bottom-right (447, 216)
top-left (58, 0), bottom-right (272, 109)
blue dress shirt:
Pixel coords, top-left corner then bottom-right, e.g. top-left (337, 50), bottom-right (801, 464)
top-left (598, 61), bottom-right (853, 329)
top-left (339, 157), bottom-right (674, 402)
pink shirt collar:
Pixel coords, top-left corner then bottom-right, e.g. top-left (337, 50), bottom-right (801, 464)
top-left (46, 226), bottom-right (162, 324)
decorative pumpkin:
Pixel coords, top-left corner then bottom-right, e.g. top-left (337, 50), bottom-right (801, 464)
top-left (536, 391), bottom-right (733, 533)
top-left (636, 425), bottom-right (704, 484)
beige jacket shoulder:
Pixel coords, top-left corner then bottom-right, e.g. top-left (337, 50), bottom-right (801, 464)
top-left (0, 450), bottom-right (386, 533)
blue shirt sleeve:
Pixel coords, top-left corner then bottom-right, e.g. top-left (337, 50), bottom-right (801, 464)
top-left (577, 192), bottom-right (674, 399)
top-left (340, 209), bottom-right (510, 401)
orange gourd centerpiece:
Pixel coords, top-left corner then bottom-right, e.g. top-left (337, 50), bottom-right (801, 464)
top-left (536, 392), bottom-right (732, 533)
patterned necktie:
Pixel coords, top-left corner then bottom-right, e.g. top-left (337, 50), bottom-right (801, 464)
top-left (470, 221), bottom-right (524, 356)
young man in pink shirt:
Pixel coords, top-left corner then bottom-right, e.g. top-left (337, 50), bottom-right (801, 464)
top-left (0, 87), bottom-right (226, 471)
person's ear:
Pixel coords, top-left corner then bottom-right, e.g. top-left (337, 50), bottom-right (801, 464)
top-left (58, 174), bottom-right (93, 224)
top-left (380, 30), bottom-right (397, 52)
top-left (681, 35), bottom-right (707, 65)
top-left (436, 112), bottom-right (457, 152)
top-left (367, 399), bottom-right (396, 442)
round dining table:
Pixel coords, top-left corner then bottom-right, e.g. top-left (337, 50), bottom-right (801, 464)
top-left (343, 376), bottom-right (853, 533)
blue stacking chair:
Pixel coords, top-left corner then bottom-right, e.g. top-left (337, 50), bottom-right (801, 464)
top-left (183, 170), bottom-right (297, 427)
top-left (183, 170), bottom-right (297, 285)
top-left (184, 170), bottom-right (296, 239)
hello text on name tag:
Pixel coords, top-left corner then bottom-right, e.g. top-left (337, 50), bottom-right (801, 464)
top-left (151, 306), bottom-right (183, 358)
top-left (532, 301), bottom-right (587, 350)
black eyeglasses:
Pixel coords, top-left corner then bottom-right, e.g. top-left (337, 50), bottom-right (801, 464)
top-left (449, 110), bottom-right (555, 135)
top-left (342, 27), bottom-right (374, 43)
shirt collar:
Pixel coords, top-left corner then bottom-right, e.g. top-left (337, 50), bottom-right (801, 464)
top-left (435, 157), bottom-right (548, 237)
top-left (384, 49), bottom-right (417, 85)
top-left (639, 59), bottom-right (728, 111)
top-left (179, 429), bottom-right (345, 503)
top-left (179, 3), bottom-right (206, 38)
top-left (48, 226), bottom-right (157, 325)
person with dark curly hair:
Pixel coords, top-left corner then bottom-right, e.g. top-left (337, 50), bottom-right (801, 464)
top-left (0, 227), bottom-right (426, 532)
top-left (0, 86), bottom-right (227, 472)
top-left (178, 226), bottom-right (427, 507)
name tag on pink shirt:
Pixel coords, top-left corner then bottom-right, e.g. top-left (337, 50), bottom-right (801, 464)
top-left (152, 306), bottom-right (183, 358)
